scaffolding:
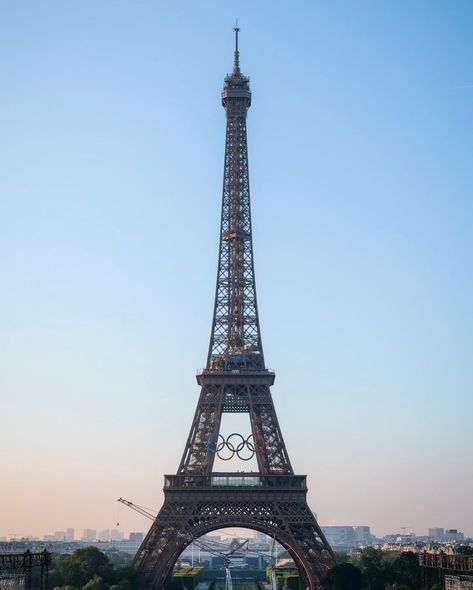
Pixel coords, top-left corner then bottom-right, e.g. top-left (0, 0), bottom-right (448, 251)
top-left (0, 551), bottom-right (51, 590)
top-left (445, 576), bottom-right (473, 590)
top-left (420, 553), bottom-right (473, 589)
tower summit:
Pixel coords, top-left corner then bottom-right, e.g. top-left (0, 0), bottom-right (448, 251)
top-left (132, 29), bottom-right (334, 590)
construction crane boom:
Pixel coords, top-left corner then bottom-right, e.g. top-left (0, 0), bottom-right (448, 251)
top-left (117, 498), bottom-right (248, 559)
top-left (117, 497), bottom-right (156, 521)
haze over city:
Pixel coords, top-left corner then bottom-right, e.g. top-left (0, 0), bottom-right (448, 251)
top-left (1, 0), bottom-right (472, 544)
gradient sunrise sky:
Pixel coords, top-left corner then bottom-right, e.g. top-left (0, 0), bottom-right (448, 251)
top-left (1, 0), bottom-right (472, 539)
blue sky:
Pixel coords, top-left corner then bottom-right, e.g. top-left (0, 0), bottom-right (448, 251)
top-left (1, 1), bottom-right (472, 539)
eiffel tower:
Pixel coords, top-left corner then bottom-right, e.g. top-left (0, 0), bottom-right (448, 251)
top-left (133, 28), bottom-right (334, 590)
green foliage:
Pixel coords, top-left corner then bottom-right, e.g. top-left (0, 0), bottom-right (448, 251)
top-left (113, 567), bottom-right (139, 590)
top-left (350, 548), bottom-right (421, 590)
top-left (323, 563), bottom-right (363, 590)
top-left (334, 552), bottom-right (351, 565)
top-left (457, 546), bottom-right (473, 555)
top-left (354, 548), bottom-right (391, 590)
top-left (390, 552), bottom-right (421, 590)
top-left (57, 547), bottom-right (114, 588)
top-left (106, 552), bottom-right (133, 568)
top-left (48, 547), bottom-right (137, 590)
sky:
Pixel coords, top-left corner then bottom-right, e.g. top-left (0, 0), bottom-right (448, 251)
top-left (1, 1), bottom-right (472, 541)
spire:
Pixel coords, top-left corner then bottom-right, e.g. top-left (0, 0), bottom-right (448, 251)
top-left (233, 22), bottom-right (240, 73)
top-left (221, 22), bottom-right (251, 109)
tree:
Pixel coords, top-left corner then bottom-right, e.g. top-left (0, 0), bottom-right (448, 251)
top-left (323, 563), bottom-right (363, 590)
top-left (113, 567), bottom-right (139, 590)
top-left (107, 552), bottom-right (133, 568)
top-left (391, 552), bottom-right (421, 590)
top-left (57, 547), bottom-right (114, 589)
top-left (354, 548), bottom-right (391, 590)
top-left (333, 552), bottom-right (351, 565)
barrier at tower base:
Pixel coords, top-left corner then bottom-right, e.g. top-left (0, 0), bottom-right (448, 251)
top-left (0, 551), bottom-right (51, 590)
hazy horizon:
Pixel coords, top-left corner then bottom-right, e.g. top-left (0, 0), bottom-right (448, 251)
top-left (1, 1), bottom-right (472, 541)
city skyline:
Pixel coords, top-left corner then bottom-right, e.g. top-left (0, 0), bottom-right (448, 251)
top-left (2, 524), bottom-right (469, 544)
top-left (1, 1), bottom-right (472, 540)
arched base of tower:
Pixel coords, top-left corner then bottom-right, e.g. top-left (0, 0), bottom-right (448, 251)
top-left (132, 475), bottom-right (334, 590)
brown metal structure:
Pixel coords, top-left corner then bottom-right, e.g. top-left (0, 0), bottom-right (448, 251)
top-left (133, 28), bottom-right (334, 590)
top-left (419, 553), bottom-right (473, 589)
top-left (0, 551), bottom-right (51, 590)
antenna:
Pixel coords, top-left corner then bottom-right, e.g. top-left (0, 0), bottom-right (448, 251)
top-left (233, 20), bottom-right (240, 72)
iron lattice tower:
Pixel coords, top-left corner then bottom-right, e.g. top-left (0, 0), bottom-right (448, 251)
top-left (133, 29), bottom-right (334, 590)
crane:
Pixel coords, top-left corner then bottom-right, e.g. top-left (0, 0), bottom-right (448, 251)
top-left (117, 498), bottom-right (156, 521)
top-left (117, 497), bottom-right (248, 590)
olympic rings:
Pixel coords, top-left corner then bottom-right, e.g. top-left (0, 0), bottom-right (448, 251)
top-left (204, 432), bottom-right (264, 461)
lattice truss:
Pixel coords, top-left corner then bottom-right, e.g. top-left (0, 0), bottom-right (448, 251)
top-left (134, 495), bottom-right (332, 590)
top-left (208, 74), bottom-right (263, 372)
top-left (178, 383), bottom-right (293, 475)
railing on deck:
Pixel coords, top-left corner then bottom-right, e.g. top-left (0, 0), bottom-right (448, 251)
top-left (164, 474), bottom-right (307, 491)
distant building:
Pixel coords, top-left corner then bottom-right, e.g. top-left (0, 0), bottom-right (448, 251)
top-left (428, 528), bottom-right (445, 541)
top-left (54, 532), bottom-right (66, 541)
top-left (82, 529), bottom-right (96, 542)
top-left (129, 533), bottom-right (144, 543)
top-left (354, 527), bottom-right (372, 545)
top-left (322, 526), bottom-right (356, 549)
top-left (66, 529), bottom-right (75, 542)
top-left (321, 525), bottom-right (373, 549)
top-left (445, 530), bottom-right (465, 543)
top-left (110, 530), bottom-right (124, 541)
top-left (98, 530), bottom-right (110, 542)
top-left (108, 539), bottom-right (146, 554)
